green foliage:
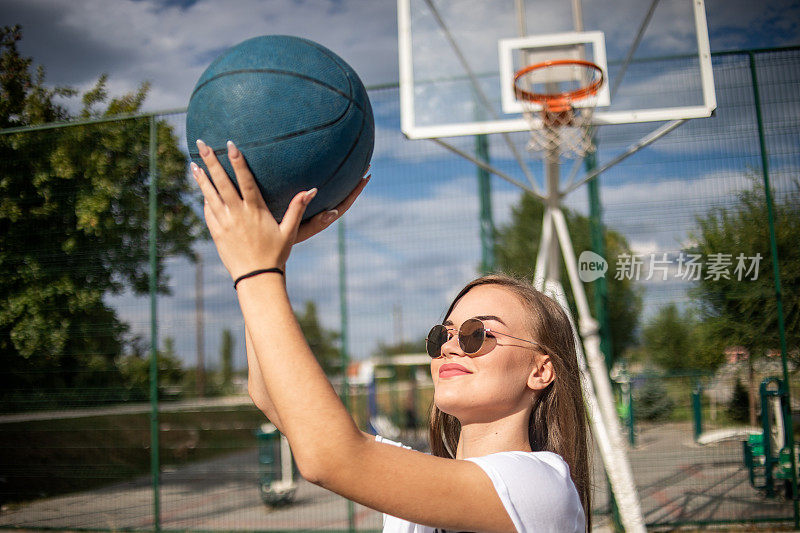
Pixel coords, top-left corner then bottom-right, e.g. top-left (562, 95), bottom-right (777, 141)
top-left (635, 378), bottom-right (676, 422)
top-left (295, 301), bottom-right (341, 375)
top-left (373, 338), bottom-right (427, 357)
top-left (494, 192), bottom-right (642, 363)
top-left (115, 336), bottom-right (185, 401)
top-left (727, 378), bottom-right (750, 424)
top-left (0, 26), bottom-right (203, 409)
top-left (642, 303), bottom-right (725, 371)
top-left (689, 177), bottom-right (800, 359)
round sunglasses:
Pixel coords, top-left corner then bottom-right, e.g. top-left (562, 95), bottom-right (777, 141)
top-left (426, 317), bottom-right (543, 358)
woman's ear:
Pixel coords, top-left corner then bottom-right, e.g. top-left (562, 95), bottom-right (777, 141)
top-left (527, 354), bottom-right (555, 391)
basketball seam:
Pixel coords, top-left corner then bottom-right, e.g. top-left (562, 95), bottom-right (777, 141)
top-left (187, 38), bottom-right (371, 207)
top-left (314, 99), bottom-right (368, 196)
top-left (187, 96), bottom-right (353, 159)
top-left (188, 99), bottom-right (366, 210)
top-left (189, 68), bottom-right (366, 115)
top-left (188, 63), bottom-right (365, 159)
top-left (303, 40), bottom-right (359, 111)
top-left (303, 39), bottom-right (365, 195)
top-left (188, 64), bottom-right (365, 156)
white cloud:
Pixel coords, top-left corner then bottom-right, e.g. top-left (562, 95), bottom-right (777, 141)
top-left (6, 0), bottom-right (798, 369)
top-left (7, 0), bottom-right (399, 113)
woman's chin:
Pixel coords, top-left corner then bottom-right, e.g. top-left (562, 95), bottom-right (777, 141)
top-left (434, 394), bottom-right (474, 419)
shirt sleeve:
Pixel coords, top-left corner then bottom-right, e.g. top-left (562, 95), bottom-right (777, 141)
top-left (374, 434), bottom-right (413, 450)
top-left (465, 451), bottom-right (585, 533)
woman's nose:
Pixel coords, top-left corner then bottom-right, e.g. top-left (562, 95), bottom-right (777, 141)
top-left (440, 335), bottom-right (466, 358)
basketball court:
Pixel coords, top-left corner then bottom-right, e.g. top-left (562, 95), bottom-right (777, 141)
top-left (1, 0), bottom-right (797, 531)
top-left (2, 422), bottom-right (791, 531)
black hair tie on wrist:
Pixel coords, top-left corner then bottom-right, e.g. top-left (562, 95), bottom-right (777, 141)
top-left (233, 267), bottom-right (285, 290)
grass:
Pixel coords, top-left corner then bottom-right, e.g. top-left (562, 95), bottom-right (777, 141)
top-left (0, 404), bottom-right (268, 505)
top-left (0, 383), bottom-right (435, 506)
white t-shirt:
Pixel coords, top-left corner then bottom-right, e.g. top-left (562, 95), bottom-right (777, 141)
top-left (375, 435), bottom-right (585, 533)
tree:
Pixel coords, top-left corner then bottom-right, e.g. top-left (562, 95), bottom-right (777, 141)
top-left (727, 378), bottom-right (749, 424)
top-left (635, 378), bottom-right (675, 422)
top-left (690, 177), bottom-right (799, 356)
top-left (295, 301), bottom-right (341, 375)
top-left (689, 176), bottom-right (800, 425)
top-left (0, 26), bottom-right (203, 408)
top-left (641, 303), bottom-right (724, 372)
top-left (116, 336), bottom-right (185, 402)
top-left (494, 192), bottom-right (642, 363)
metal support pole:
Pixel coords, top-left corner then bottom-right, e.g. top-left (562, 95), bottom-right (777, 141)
top-left (586, 148), bottom-right (614, 369)
top-left (586, 147), bottom-right (623, 528)
top-left (475, 134), bottom-right (495, 274)
top-left (551, 208), bottom-right (646, 532)
top-left (338, 220), bottom-right (356, 532)
top-left (431, 138), bottom-right (538, 195)
top-left (749, 51), bottom-right (798, 527)
top-left (545, 150), bottom-right (561, 283)
top-left (148, 116), bottom-right (161, 532)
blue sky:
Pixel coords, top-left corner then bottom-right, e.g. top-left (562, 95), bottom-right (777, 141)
top-left (1, 0), bottom-right (798, 370)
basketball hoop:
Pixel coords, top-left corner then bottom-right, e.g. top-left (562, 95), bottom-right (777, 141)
top-left (514, 59), bottom-right (604, 158)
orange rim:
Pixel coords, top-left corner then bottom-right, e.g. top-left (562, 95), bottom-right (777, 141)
top-left (513, 59), bottom-right (604, 111)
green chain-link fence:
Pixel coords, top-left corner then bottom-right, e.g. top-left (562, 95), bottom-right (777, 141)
top-left (1, 46), bottom-right (798, 531)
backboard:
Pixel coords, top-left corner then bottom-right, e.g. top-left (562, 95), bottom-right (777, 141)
top-left (397, 0), bottom-right (716, 139)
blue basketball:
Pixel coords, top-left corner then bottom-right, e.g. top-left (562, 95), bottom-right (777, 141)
top-left (186, 35), bottom-right (374, 222)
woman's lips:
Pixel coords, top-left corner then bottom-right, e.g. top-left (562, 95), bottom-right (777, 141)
top-left (439, 363), bottom-right (472, 378)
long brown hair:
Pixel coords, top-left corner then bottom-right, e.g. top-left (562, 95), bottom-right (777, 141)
top-left (428, 274), bottom-right (592, 530)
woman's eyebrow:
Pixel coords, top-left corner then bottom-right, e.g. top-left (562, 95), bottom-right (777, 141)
top-left (474, 315), bottom-right (506, 325)
top-left (443, 315), bottom-right (507, 326)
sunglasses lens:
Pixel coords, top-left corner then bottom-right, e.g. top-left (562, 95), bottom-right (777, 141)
top-left (459, 318), bottom-right (485, 354)
top-left (426, 325), bottom-right (448, 358)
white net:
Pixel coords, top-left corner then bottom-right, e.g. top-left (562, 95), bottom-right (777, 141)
top-left (521, 99), bottom-right (597, 158)
top-left (515, 60), bottom-right (602, 158)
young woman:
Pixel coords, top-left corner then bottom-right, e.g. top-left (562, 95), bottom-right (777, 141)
top-left (191, 139), bottom-right (591, 532)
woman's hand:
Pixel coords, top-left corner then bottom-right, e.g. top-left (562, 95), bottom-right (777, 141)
top-left (295, 169), bottom-right (369, 244)
top-left (191, 139), bottom-right (305, 279)
top-left (191, 139), bottom-right (369, 280)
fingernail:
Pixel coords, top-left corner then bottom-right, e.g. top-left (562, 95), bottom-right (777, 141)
top-left (190, 162), bottom-right (199, 174)
top-left (321, 210), bottom-right (338, 225)
top-left (227, 140), bottom-right (240, 159)
top-left (303, 188), bottom-right (318, 204)
top-left (363, 174), bottom-right (371, 183)
top-left (196, 139), bottom-right (209, 156)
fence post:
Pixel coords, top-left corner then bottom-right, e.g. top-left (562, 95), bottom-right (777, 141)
top-left (628, 379), bottom-right (636, 447)
top-left (587, 143), bottom-right (623, 531)
top-left (338, 219), bottom-right (356, 532)
top-left (749, 51), bottom-right (798, 528)
top-left (692, 381), bottom-right (703, 442)
top-left (148, 115), bottom-right (161, 532)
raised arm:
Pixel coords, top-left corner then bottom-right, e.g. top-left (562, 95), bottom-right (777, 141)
top-left (245, 326), bottom-right (284, 431)
top-left (191, 140), bottom-right (516, 533)
top-left (238, 274), bottom-right (515, 533)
